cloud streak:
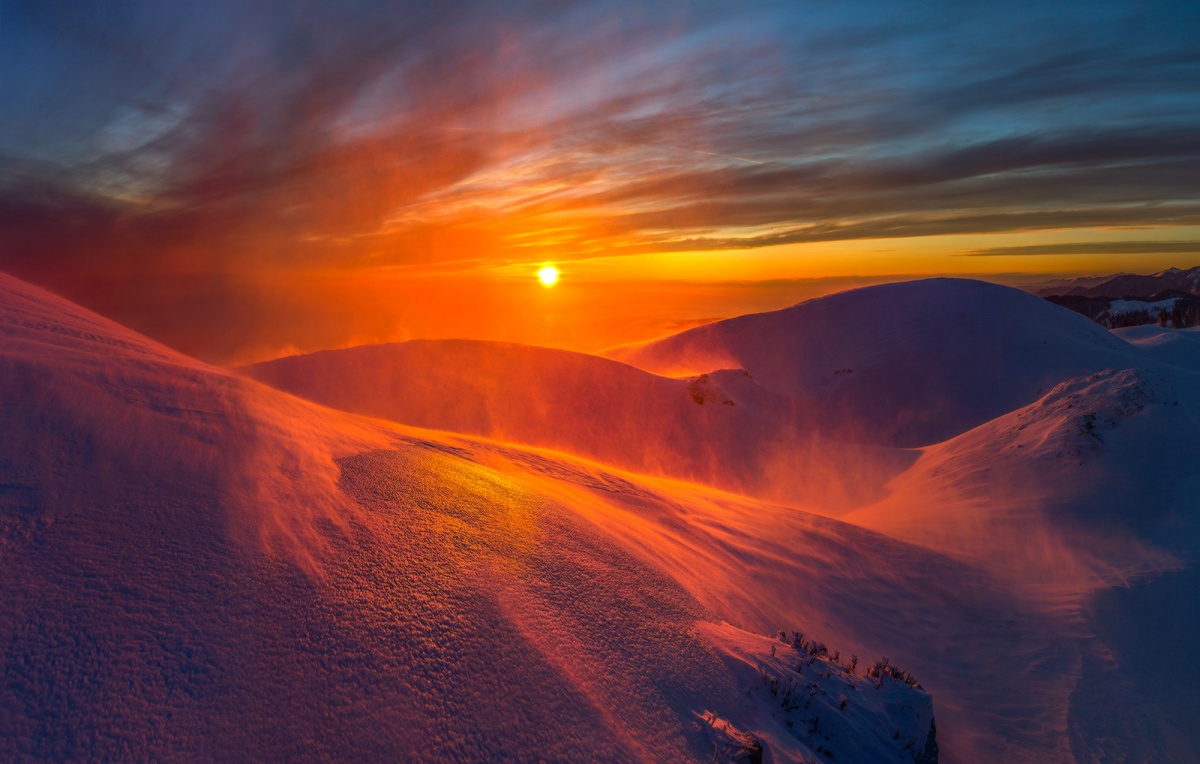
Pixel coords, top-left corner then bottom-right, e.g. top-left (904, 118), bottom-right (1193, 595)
top-left (959, 240), bottom-right (1200, 258)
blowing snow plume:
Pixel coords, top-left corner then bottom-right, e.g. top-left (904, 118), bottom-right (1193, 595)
top-left (243, 339), bottom-right (914, 512)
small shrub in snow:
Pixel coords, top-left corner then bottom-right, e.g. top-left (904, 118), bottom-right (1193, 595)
top-left (865, 657), bottom-right (922, 689)
top-left (746, 625), bottom-right (936, 763)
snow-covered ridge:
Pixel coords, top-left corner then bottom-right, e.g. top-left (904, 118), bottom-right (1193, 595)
top-left (849, 365), bottom-right (1197, 579)
top-left (1021, 369), bottom-right (1160, 459)
top-left (1041, 266), bottom-right (1200, 329)
top-left (847, 363), bottom-right (1200, 760)
top-left (605, 278), bottom-right (1146, 446)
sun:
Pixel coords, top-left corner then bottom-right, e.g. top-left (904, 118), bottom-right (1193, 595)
top-left (537, 265), bottom-right (559, 286)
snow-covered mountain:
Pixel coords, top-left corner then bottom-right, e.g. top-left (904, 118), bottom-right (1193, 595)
top-left (847, 366), bottom-right (1200, 587)
top-left (1041, 267), bottom-right (1200, 330)
top-left (4, 271), bottom-right (1198, 762)
top-left (604, 279), bottom-right (1146, 446)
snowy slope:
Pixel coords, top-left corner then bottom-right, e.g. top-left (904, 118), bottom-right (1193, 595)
top-left (0, 272), bottom-right (944, 762)
top-left (1106, 297), bottom-right (1180, 316)
top-left (5, 271), bottom-right (1196, 763)
top-left (848, 368), bottom-right (1200, 586)
top-left (397, 438), bottom-right (1081, 764)
top-left (244, 340), bottom-right (914, 513)
top-left (1114, 324), bottom-right (1200, 371)
top-left (589, 278), bottom-right (1200, 760)
top-left (604, 279), bottom-right (1145, 446)
top-left (847, 367), bottom-right (1200, 761)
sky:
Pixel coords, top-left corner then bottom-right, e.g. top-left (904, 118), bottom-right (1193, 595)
top-left (1, 0), bottom-right (1198, 362)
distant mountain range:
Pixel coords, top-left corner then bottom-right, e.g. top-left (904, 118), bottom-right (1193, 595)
top-left (1038, 265), bottom-right (1200, 299)
top-left (1041, 266), bottom-right (1200, 328)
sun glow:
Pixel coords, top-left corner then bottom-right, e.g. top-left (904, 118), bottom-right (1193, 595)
top-left (538, 266), bottom-right (559, 286)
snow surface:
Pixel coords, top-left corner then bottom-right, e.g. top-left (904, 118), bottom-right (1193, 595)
top-left (0, 272), bottom-right (938, 762)
top-left (1105, 298), bottom-right (1179, 316)
top-left (246, 277), bottom-right (1199, 760)
top-left (1114, 324), bottom-right (1200, 371)
top-left (846, 366), bottom-right (1200, 761)
top-left (4, 272), bottom-right (1198, 763)
top-left (603, 279), bottom-right (1149, 447)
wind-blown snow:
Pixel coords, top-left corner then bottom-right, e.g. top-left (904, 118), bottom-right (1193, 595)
top-left (4, 272), bottom-right (1197, 763)
top-left (847, 365), bottom-right (1200, 760)
top-left (1, 272), bottom-right (939, 762)
top-left (244, 277), bottom-right (1200, 760)
top-left (243, 339), bottom-right (914, 512)
top-left (848, 368), bottom-right (1200, 587)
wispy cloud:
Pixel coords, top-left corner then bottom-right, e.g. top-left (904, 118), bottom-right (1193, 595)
top-left (958, 240), bottom-right (1200, 257)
